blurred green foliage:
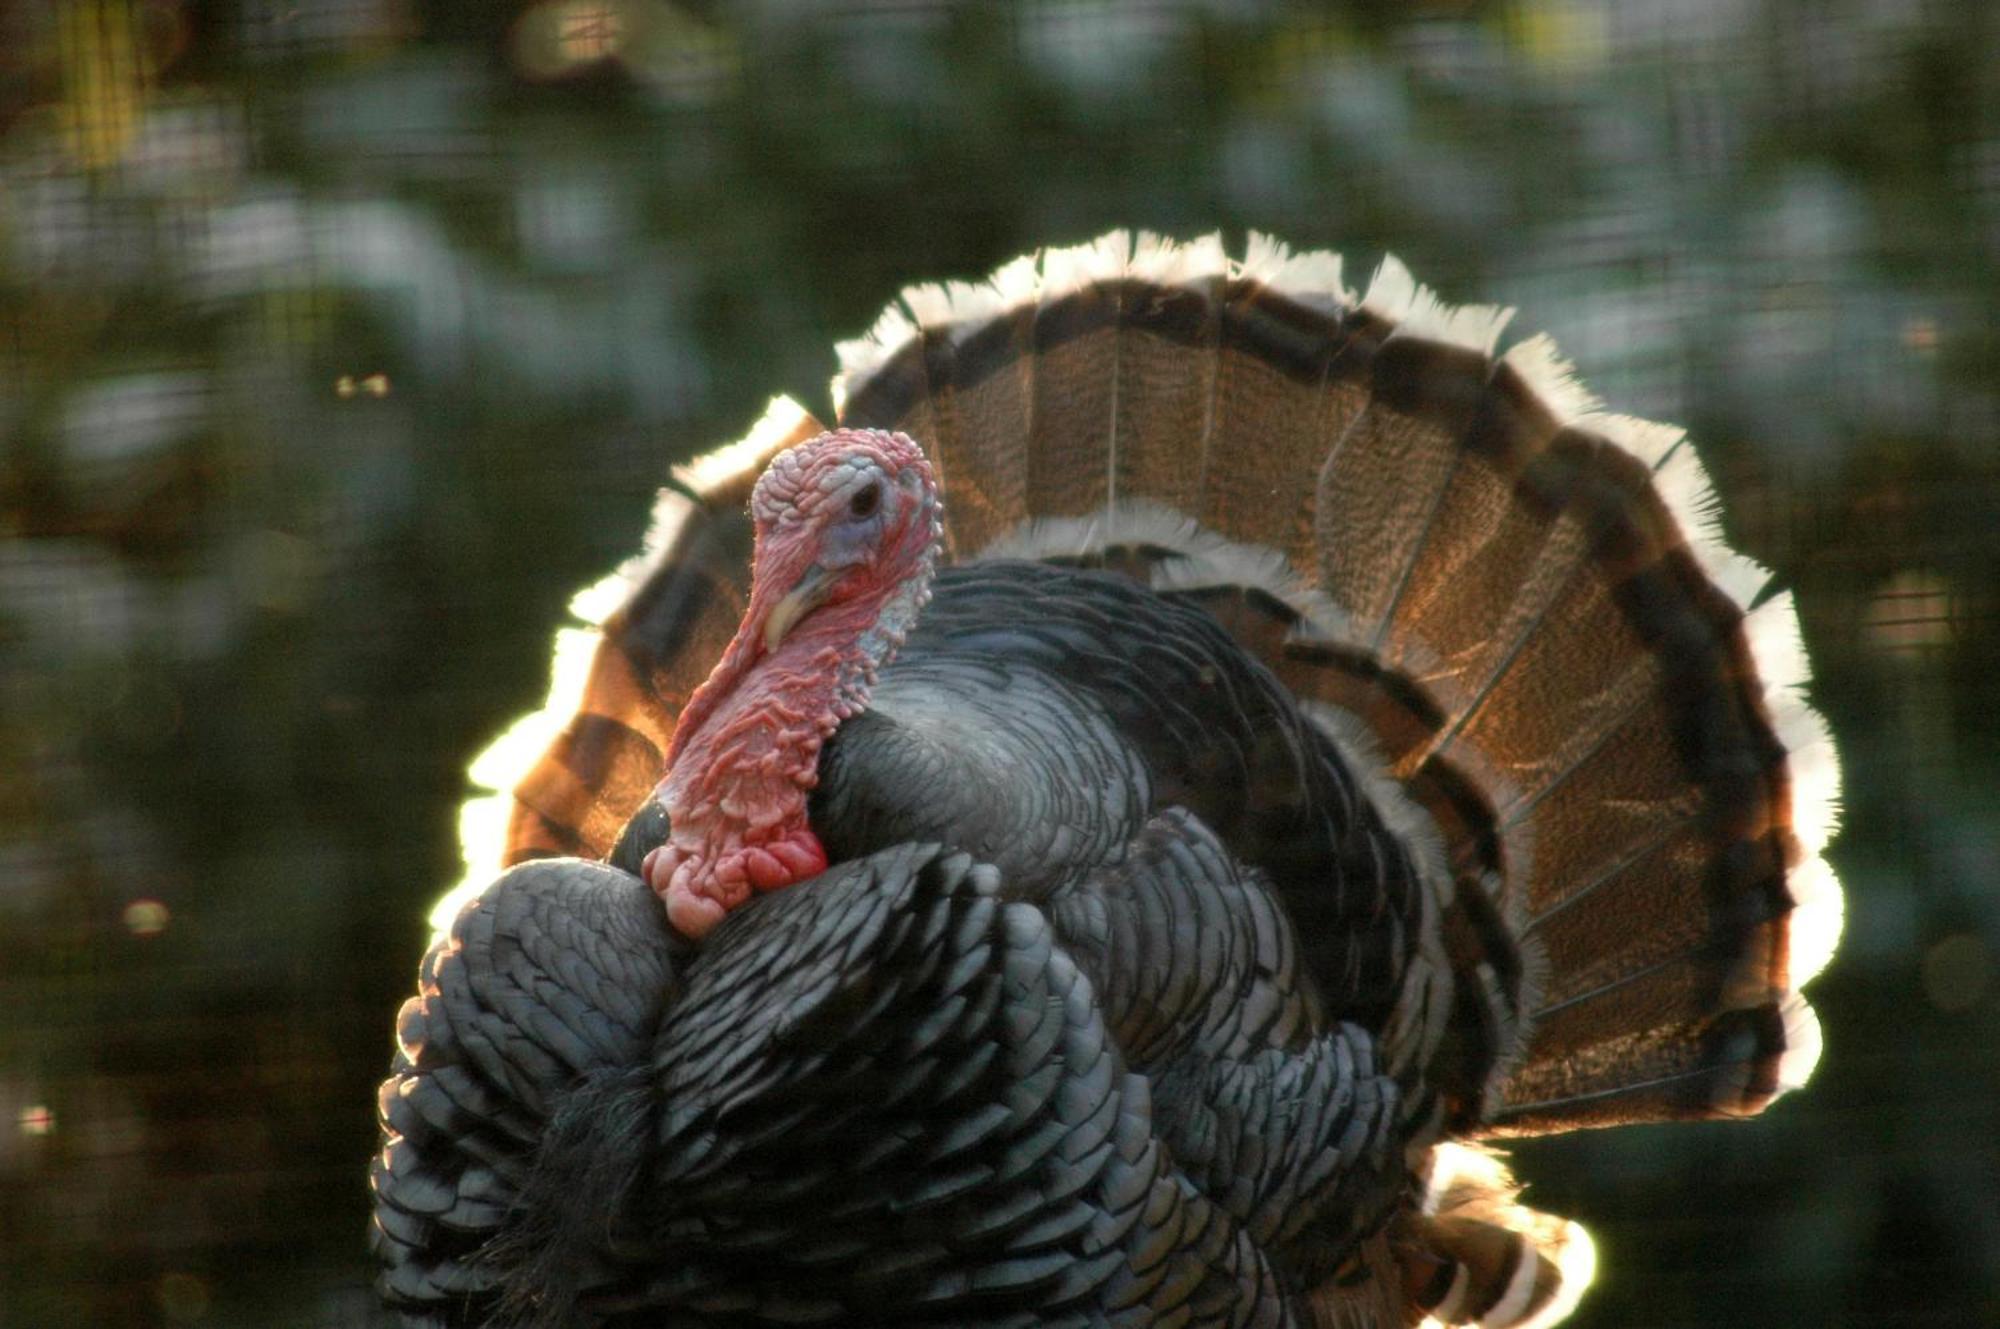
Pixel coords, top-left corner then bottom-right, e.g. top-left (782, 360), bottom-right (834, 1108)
top-left (0, 1), bottom-right (1995, 1324)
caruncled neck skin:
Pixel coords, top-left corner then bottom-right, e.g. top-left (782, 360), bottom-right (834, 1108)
top-left (650, 600), bottom-right (872, 935)
top-left (643, 429), bottom-right (938, 939)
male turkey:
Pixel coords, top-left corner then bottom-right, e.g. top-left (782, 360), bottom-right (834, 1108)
top-left (371, 233), bottom-right (1842, 1328)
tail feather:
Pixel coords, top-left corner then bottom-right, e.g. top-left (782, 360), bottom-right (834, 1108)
top-left (1105, 234), bottom-right (1219, 518)
top-left (1372, 348), bottom-right (1599, 765)
top-left (1316, 334), bottom-right (1495, 655)
top-left (1205, 246), bottom-right (1366, 576)
top-left (1318, 260), bottom-right (1512, 656)
top-left (1400, 1142), bottom-right (1597, 1329)
top-left (828, 231), bottom-right (1841, 1141)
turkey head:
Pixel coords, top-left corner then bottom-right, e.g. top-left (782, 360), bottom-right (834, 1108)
top-left (641, 427), bottom-right (941, 938)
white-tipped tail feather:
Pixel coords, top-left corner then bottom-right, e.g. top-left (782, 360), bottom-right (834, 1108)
top-left (1363, 254), bottom-right (1516, 357)
top-left (1499, 335), bottom-right (1603, 425)
top-left (1241, 230), bottom-right (1353, 307)
top-left (1417, 1143), bottom-right (1599, 1329)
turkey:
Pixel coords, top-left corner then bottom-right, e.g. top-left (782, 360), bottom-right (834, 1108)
top-left (371, 233), bottom-right (1842, 1328)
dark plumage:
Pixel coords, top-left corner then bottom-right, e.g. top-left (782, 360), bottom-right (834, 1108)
top-left (373, 234), bottom-right (1842, 1328)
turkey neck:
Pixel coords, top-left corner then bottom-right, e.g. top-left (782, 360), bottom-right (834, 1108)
top-left (661, 565), bottom-right (932, 837)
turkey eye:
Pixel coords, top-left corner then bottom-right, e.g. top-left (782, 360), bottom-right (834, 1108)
top-left (848, 483), bottom-right (882, 519)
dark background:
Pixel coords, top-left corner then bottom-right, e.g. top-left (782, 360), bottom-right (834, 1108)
top-left (2, 2), bottom-right (1996, 1325)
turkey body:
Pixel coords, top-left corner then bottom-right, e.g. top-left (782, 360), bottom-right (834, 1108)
top-left (382, 561), bottom-right (1418, 1325)
top-left (819, 560), bottom-right (1426, 1035)
top-left (373, 234), bottom-right (1842, 1328)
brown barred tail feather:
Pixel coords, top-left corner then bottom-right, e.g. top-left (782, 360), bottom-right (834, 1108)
top-left (1399, 1143), bottom-right (1596, 1329)
top-left (827, 232), bottom-right (1841, 1142)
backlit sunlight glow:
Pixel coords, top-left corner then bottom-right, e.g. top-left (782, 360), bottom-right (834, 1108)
top-left (1522, 1218), bottom-right (1599, 1329)
top-left (427, 625), bottom-right (606, 936)
top-left (1417, 1142), bottom-right (1599, 1329)
top-left (671, 395), bottom-right (819, 498)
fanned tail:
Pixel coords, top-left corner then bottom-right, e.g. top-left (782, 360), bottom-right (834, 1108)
top-left (831, 231), bottom-right (1842, 1139)
top-left (461, 231), bottom-right (1840, 1136)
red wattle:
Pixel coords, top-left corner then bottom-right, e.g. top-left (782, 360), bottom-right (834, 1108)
top-left (749, 829), bottom-right (827, 890)
top-left (645, 427), bottom-right (937, 939)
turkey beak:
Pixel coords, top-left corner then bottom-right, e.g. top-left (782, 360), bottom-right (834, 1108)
top-left (763, 562), bottom-right (837, 652)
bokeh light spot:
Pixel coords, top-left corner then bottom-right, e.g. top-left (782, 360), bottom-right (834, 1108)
top-left (18, 1104), bottom-right (54, 1136)
top-left (334, 372), bottom-right (391, 398)
top-left (123, 898), bottom-right (171, 937)
top-left (558, 2), bottom-right (625, 61)
top-left (1505, 0), bottom-right (1610, 73)
top-left (514, 0), bottom-right (626, 80)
